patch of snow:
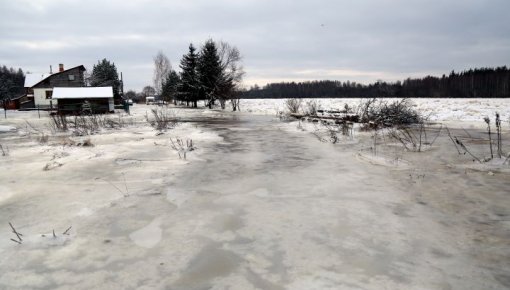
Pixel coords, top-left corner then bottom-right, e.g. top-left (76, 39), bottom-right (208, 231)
top-left (167, 188), bottom-right (193, 207)
top-left (0, 185), bottom-right (14, 204)
top-left (19, 233), bottom-right (73, 249)
top-left (76, 207), bottom-right (94, 217)
top-left (129, 218), bottom-right (162, 248)
top-left (115, 158), bottom-right (142, 166)
top-left (459, 157), bottom-right (510, 174)
top-left (0, 125), bottom-right (16, 133)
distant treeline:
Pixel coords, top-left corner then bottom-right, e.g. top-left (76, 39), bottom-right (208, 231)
top-left (242, 67), bottom-right (510, 99)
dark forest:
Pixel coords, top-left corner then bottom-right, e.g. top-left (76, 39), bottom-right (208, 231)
top-left (242, 67), bottom-right (510, 99)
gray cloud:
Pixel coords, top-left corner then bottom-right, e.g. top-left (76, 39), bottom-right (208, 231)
top-left (1, 0), bottom-right (509, 91)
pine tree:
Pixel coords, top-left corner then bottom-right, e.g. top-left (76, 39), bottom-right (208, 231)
top-left (90, 59), bottom-right (121, 101)
top-left (161, 70), bottom-right (180, 103)
top-left (197, 39), bottom-right (222, 108)
top-left (178, 44), bottom-right (199, 107)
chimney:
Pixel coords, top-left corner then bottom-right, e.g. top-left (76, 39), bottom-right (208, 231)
top-left (59, 64), bottom-right (64, 72)
top-left (50, 65), bottom-right (53, 74)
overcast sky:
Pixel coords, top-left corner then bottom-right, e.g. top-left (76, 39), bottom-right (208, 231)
top-left (1, 0), bottom-right (509, 91)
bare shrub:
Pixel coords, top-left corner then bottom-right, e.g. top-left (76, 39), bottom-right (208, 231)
top-left (448, 113), bottom-right (507, 163)
top-left (59, 137), bottom-right (76, 147)
top-left (495, 113), bottom-right (502, 158)
top-left (146, 108), bottom-right (177, 131)
top-left (49, 114), bottom-right (126, 136)
top-left (305, 100), bottom-right (319, 116)
top-left (0, 144), bottom-right (9, 156)
top-left (310, 121), bottom-right (353, 144)
top-left (43, 161), bottom-right (63, 171)
top-left (389, 123), bottom-right (442, 152)
top-left (9, 222), bottom-right (23, 244)
top-left (38, 133), bottom-right (49, 143)
top-left (49, 115), bottom-right (68, 132)
top-left (76, 138), bottom-right (93, 147)
top-left (69, 115), bottom-right (103, 136)
top-left (340, 121), bottom-right (354, 137)
top-left (285, 98), bottom-right (302, 114)
top-left (358, 98), bottom-right (421, 127)
top-left (328, 127), bottom-right (339, 144)
top-left (343, 103), bottom-right (353, 114)
top-left (389, 125), bottom-right (425, 152)
top-left (101, 173), bottom-right (129, 197)
top-left (484, 116), bottom-right (494, 159)
top-left (454, 137), bottom-right (483, 163)
top-left (170, 138), bottom-right (195, 160)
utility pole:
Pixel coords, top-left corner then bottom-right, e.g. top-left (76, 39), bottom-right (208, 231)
top-left (120, 72), bottom-right (124, 97)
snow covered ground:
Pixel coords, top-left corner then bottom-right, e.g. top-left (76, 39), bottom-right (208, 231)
top-left (0, 102), bottom-right (509, 289)
top-left (240, 98), bottom-right (510, 125)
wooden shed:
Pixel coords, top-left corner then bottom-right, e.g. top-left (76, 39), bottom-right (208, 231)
top-left (52, 87), bottom-right (114, 114)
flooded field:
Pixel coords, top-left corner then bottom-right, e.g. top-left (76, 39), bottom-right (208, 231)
top-left (0, 107), bottom-right (509, 289)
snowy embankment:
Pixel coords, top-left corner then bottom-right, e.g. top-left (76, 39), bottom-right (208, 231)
top-left (241, 98), bottom-right (510, 124)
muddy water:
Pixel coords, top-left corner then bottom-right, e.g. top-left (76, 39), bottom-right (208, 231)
top-left (1, 111), bottom-right (509, 290)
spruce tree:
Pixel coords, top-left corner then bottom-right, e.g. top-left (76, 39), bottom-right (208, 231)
top-left (161, 70), bottom-right (180, 103)
top-left (197, 39), bottom-right (222, 108)
top-left (90, 59), bottom-right (121, 101)
top-left (178, 44), bottom-right (199, 107)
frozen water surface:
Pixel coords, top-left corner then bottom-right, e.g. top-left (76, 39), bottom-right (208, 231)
top-left (0, 105), bottom-right (509, 289)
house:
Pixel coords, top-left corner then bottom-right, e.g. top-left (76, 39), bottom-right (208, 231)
top-left (21, 73), bottom-right (50, 108)
top-left (31, 64), bottom-right (86, 109)
top-left (52, 87), bottom-right (114, 114)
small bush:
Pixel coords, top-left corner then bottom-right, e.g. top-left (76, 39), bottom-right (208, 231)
top-left (358, 98), bottom-right (421, 127)
top-left (146, 108), bottom-right (177, 131)
top-left (50, 114), bottom-right (126, 135)
top-left (305, 100), bottom-right (319, 116)
top-left (169, 138), bottom-right (195, 160)
top-left (285, 98), bottom-right (302, 114)
top-left (49, 115), bottom-right (68, 132)
top-left (38, 133), bottom-right (49, 143)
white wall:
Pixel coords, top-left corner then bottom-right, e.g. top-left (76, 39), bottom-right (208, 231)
top-left (34, 88), bottom-right (57, 108)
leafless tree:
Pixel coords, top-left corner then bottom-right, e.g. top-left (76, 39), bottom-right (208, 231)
top-left (285, 98), bottom-right (302, 114)
top-left (217, 41), bottom-right (245, 110)
top-left (153, 51), bottom-right (172, 95)
top-left (142, 86), bottom-right (156, 100)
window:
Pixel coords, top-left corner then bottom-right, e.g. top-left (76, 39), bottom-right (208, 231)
top-left (68, 74), bottom-right (75, 81)
top-left (45, 90), bottom-right (53, 99)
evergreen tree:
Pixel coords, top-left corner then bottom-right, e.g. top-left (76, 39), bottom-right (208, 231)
top-left (90, 59), bottom-right (121, 101)
top-left (161, 70), bottom-right (180, 103)
top-left (197, 39), bottom-right (222, 108)
top-left (0, 66), bottom-right (24, 100)
top-left (178, 44), bottom-right (200, 107)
